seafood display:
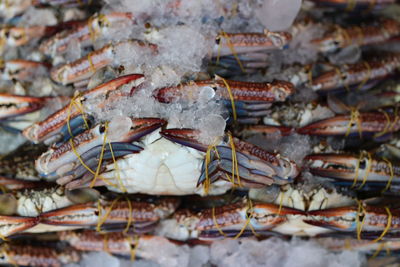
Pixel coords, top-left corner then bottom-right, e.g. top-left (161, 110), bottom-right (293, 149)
top-left (1, 0), bottom-right (400, 266)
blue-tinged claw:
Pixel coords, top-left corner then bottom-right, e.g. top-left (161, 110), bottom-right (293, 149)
top-left (36, 117), bottom-right (165, 181)
top-left (160, 128), bottom-right (299, 188)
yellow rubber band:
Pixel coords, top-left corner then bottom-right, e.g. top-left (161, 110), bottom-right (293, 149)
top-left (351, 152), bottom-right (363, 188)
top-left (108, 140), bottom-right (127, 193)
top-left (371, 243), bottom-right (385, 258)
top-left (96, 197), bottom-right (120, 233)
top-left (334, 66), bottom-right (351, 92)
top-left (90, 122), bottom-right (109, 188)
top-left (357, 152), bottom-right (372, 190)
top-left (382, 158), bottom-right (394, 193)
top-left (228, 133), bottom-right (242, 187)
top-left (218, 76), bottom-right (237, 122)
top-left (212, 206), bottom-right (228, 237)
top-left (88, 52), bottom-right (96, 73)
top-left (102, 233), bottom-right (110, 255)
top-left (370, 206), bottom-right (392, 243)
top-left (204, 139), bottom-right (221, 194)
top-left (278, 191), bottom-right (284, 215)
top-left (356, 201), bottom-right (366, 240)
top-left (123, 197), bottom-right (133, 233)
top-left (220, 31), bottom-right (246, 73)
top-left (233, 199), bottom-right (257, 239)
top-left (345, 108), bottom-right (362, 138)
top-left (357, 61), bottom-right (371, 91)
top-left (375, 109), bottom-right (391, 138)
top-left (126, 235), bottom-right (139, 262)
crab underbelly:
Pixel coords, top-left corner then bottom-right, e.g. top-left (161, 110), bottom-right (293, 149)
top-left (272, 217), bottom-right (332, 236)
top-left (17, 194), bottom-right (73, 217)
top-left (102, 138), bottom-right (206, 195)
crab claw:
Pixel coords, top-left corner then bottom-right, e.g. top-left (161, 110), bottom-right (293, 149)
top-left (40, 203), bottom-right (99, 226)
top-left (198, 202), bottom-right (302, 240)
top-left (155, 78), bottom-right (295, 122)
top-left (0, 94), bottom-right (46, 121)
top-left (297, 112), bottom-right (400, 138)
top-left (212, 31), bottom-right (292, 57)
top-left (161, 129), bottom-right (299, 188)
top-left (240, 125), bottom-right (293, 137)
top-left (304, 206), bottom-right (358, 231)
top-left (36, 117), bottom-right (165, 181)
top-left (23, 74), bottom-right (145, 144)
top-left (0, 215), bottom-right (38, 237)
top-left (305, 153), bottom-right (400, 184)
top-left (0, 60), bottom-right (49, 82)
top-left (305, 205), bottom-right (400, 233)
top-left (40, 198), bottom-right (180, 232)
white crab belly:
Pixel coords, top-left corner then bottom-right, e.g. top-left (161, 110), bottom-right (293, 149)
top-left (102, 137), bottom-right (231, 195)
top-left (17, 193), bottom-right (74, 217)
top-left (272, 216), bottom-right (331, 236)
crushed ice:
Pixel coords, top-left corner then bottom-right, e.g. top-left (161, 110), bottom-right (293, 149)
top-left (69, 237), bottom-right (366, 267)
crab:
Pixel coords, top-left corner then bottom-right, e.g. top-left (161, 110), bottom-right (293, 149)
top-left (34, 116), bottom-right (299, 195)
top-left (39, 12), bottom-right (134, 57)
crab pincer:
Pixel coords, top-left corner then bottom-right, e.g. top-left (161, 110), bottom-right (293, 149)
top-left (23, 74), bottom-right (145, 145)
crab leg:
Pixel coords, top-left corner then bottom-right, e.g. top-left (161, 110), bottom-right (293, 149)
top-left (155, 78), bottom-right (295, 121)
top-left (23, 74), bottom-right (145, 144)
top-left (0, 243), bottom-right (80, 267)
top-left (0, 94), bottom-right (47, 121)
top-left (297, 111), bottom-right (400, 138)
top-left (58, 230), bottom-right (163, 256)
top-left (311, 54), bottom-right (400, 92)
top-left (40, 12), bottom-right (133, 56)
top-left (40, 197), bottom-right (180, 233)
top-left (305, 153), bottom-right (400, 185)
top-left (0, 215), bottom-right (38, 238)
top-left (212, 31), bottom-right (291, 57)
top-left (304, 205), bottom-right (400, 235)
top-left (0, 25), bottom-right (59, 48)
top-left (0, 60), bottom-right (49, 82)
top-left (161, 128), bottom-right (299, 187)
top-left (160, 200), bottom-right (302, 241)
top-left (312, 19), bottom-right (400, 53)
top-left (50, 40), bottom-right (156, 86)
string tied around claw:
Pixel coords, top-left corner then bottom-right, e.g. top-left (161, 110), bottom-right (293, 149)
top-left (216, 31), bottom-right (246, 73)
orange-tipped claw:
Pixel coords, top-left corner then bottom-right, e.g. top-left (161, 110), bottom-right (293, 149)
top-left (0, 94), bottom-right (46, 121)
top-left (304, 206), bottom-right (358, 231)
top-left (23, 74), bottom-right (145, 144)
top-left (39, 203), bottom-right (99, 226)
top-left (297, 112), bottom-right (400, 137)
top-left (0, 215), bottom-right (38, 237)
top-left (160, 128), bottom-right (208, 152)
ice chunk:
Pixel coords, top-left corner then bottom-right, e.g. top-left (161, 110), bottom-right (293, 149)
top-left (198, 114), bottom-right (226, 144)
top-left (189, 245), bottom-right (210, 267)
top-left (278, 133), bottom-right (312, 166)
top-left (255, 0), bottom-right (302, 31)
top-left (65, 252), bottom-right (120, 267)
top-left (210, 238), bottom-right (365, 267)
top-left (0, 132), bottom-right (27, 155)
top-left (19, 7), bottom-right (57, 26)
top-left (283, 21), bottom-right (325, 65)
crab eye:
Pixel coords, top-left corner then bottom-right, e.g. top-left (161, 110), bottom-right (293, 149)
top-left (215, 36), bottom-right (221, 45)
top-left (99, 124), bottom-right (106, 133)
